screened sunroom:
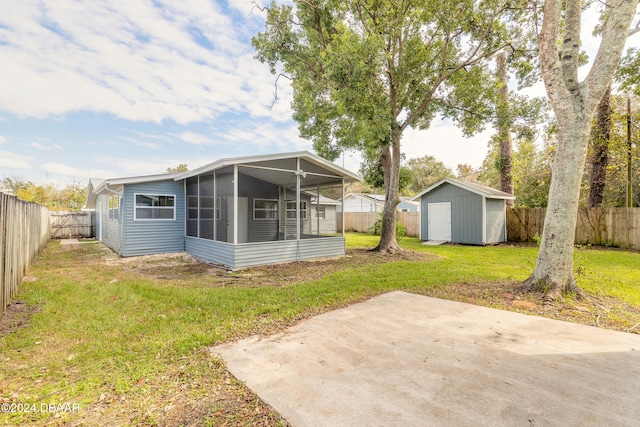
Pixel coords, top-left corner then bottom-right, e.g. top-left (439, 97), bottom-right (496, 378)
top-left (175, 151), bottom-right (360, 269)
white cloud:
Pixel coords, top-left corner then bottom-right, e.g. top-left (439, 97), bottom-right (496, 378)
top-left (40, 162), bottom-right (115, 179)
top-left (0, 136), bottom-right (7, 144)
top-left (179, 131), bottom-right (215, 145)
top-left (134, 141), bottom-right (162, 149)
top-left (0, 0), bottom-right (277, 124)
top-left (90, 155), bottom-right (182, 177)
top-left (0, 151), bottom-right (33, 169)
top-left (30, 142), bottom-right (50, 150)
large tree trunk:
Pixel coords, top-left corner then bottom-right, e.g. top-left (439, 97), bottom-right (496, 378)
top-left (496, 51), bottom-right (514, 207)
top-left (520, 0), bottom-right (637, 300)
top-left (520, 116), bottom-right (590, 300)
top-left (374, 129), bottom-right (402, 253)
top-left (588, 85), bottom-right (612, 207)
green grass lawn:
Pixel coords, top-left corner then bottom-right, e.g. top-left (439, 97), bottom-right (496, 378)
top-left (1, 234), bottom-right (638, 425)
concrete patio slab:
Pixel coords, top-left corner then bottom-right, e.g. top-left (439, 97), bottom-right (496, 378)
top-left (214, 291), bottom-right (640, 427)
top-left (60, 238), bottom-right (80, 245)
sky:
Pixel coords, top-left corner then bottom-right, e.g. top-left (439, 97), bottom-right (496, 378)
top-left (0, 1), bottom-right (638, 188)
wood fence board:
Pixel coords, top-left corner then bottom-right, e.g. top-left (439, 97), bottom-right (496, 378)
top-left (50, 211), bottom-right (95, 238)
top-left (0, 193), bottom-right (50, 315)
top-left (339, 212), bottom-right (420, 237)
top-left (507, 207), bottom-right (640, 250)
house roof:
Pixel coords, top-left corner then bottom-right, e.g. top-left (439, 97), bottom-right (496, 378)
top-left (84, 174), bottom-right (182, 209)
top-left (411, 178), bottom-right (516, 201)
top-left (174, 151), bottom-right (361, 187)
top-left (84, 152), bottom-right (361, 209)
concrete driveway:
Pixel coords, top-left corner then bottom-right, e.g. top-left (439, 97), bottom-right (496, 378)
top-left (214, 291), bottom-right (640, 426)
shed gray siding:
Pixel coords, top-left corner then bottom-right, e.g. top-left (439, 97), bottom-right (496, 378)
top-left (485, 198), bottom-right (506, 243)
top-left (420, 184), bottom-right (483, 245)
top-left (121, 180), bottom-right (185, 257)
top-left (96, 193), bottom-right (121, 253)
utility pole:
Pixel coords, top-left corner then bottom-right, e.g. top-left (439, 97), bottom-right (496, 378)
top-left (627, 97), bottom-right (633, 208)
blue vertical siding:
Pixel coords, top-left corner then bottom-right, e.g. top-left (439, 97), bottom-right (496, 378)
top-left (96, 193), bottom-right (121, 252)
top-left (121, 180), bottom-right (185, 256)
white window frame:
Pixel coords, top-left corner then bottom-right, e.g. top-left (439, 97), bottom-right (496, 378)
top-left (253, 198), bottom-right (278, 220)
top-left (108, 195), bottom-right (120, 221)
top-left (187, 195), bottom-right (199, 220)
top-left (286, 201), bottom-right (307, 219)
top-left (134, 193), bottom-right (176, 221)
top-left (199, 196), bottom-right (222, 221)
top-left (315, 205), bottom-right (325, 219)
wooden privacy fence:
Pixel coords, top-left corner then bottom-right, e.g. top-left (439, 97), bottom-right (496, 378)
top-left (338, 212), bottom-right (420, 237)
top-left (1, 192), bottom-right (50, 315)
top-left (507, 207), bottom-right (640, 250)
top-left (50, 211), bottom-right (95, 238)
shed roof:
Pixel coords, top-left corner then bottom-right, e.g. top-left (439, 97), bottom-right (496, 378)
top-left (411, 178), bottom-right (515, 201)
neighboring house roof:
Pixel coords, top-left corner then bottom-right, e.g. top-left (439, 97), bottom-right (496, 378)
top-left (411, 178), bottom-right (516, 201)
top-left (310, 195), bottom-right (341, 206)
top-left (343, 193), bottom-right (386, 204)
top-left (84, 178), bottom-right (105, 210)
top-left (174, 151), bottom-right (361, 187)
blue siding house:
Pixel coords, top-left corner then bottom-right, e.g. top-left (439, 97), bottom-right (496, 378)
top-left (85, 151), bottom-right (360, 269)
top-left (412, 178), bottom-right (515, 245)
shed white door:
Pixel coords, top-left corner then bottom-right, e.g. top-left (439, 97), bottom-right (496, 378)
top-left (428, 202), bottom-right (451, 241)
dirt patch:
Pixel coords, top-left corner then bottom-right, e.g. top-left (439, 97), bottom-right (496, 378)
top-left (118, 248), bottom-right (433, 288)
top-left (420, 281), bottom-right (640, 333)
top-left (0, 300), bottom-right (39, 337)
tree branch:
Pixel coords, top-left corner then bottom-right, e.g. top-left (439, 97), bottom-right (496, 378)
top-left (263, 73), bottom-right (292, 111)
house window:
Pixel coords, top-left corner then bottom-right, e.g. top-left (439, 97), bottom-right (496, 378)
top-left (108, 195), bottom-right (119, 220)
top-left (254, 199), bottom-right (278, 220)
top-left (286, 201), bottom-right (307, 219)
top-left (188, 195), bottom-right (198, 220)
top-left (200, 196), bottom-right (222, 220)
top-left (315, 205), bottom-right (325, 219)
top-left (134, 194), bottom-right (176, 220)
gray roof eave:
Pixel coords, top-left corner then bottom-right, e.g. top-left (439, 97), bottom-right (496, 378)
top-left (173, 150), bottom-right (361, 182)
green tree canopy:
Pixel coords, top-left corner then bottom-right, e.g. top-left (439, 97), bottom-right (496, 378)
top-left (166, 164), bottom-right (189, 173)
top-left (253, 0), bottom-right (530, 252)
top-left (405, 155), bottom-right (454, 195)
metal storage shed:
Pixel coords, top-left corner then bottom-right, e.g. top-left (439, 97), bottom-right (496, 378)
top-left (412, 178), bottom-right (515, 245)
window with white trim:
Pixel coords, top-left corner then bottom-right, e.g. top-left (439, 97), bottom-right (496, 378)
top-left (253, 199), bottom-right (278, 220)
top-left (199, 196), bottom-right (221, 220)
top-left (286, 201), bottom-right (307, 219)
top-left (134, 194), bottom-right (176, 220)
top-left (315, 205), bottom-right (325, 219)
top-left (108, 195), bottom-right (119, 220)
